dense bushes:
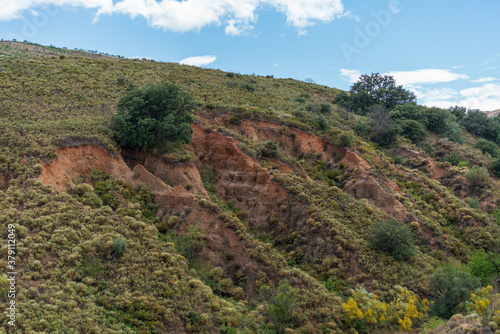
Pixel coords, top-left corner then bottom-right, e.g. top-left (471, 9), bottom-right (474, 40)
top-left (474, 139), bottom-right (500, 158)
top-left (342, 286), bottom-right (430, 332)
top-left (429, 266), bottom-right (481, 319)
top-left (464, 166), bottom-right (491, 188)
top-left (261, 140), bottom-right (279, 157)
top-left (467, 252), bottom-right (500, 285)
top-left (113, 82), bottom-right (195, 151)
top-left (396, 119), bottom-right (428, 144)
top-left (110, 237), bottom-right (127, 258)
top-left (370, 219), bottom-right (416, 260)
top-left (259, 281), bottom-right (297, 334)
top-left (463, 110), bottom-right (500, 143)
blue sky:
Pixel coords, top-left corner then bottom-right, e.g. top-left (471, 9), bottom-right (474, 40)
top-left (1, 0), bottom-right (500, 111)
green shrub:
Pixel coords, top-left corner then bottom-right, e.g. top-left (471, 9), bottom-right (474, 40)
top-left (468, 197), bottom-right (480, 209)
top-left (370, 219), bottom-right (416, 260)
top-left (110, 237), bottom-right (127, 258)
top-left (491, 157), bottom-right (500, 177)
top-left (240, 83), bottom-right (255, 92)
top-left (396, 119), bottom-right (428, 144)
top-left (219, 326), bottom-right (238, 334)
top-left (429, 266), bottom-right (481, 319)
top-left (259, 281), bottom-right (297, 334)
top-left (337, 131), bottom-right (355, 148)
top-left (200, 165), bottom-right (219, 193)
top-left (229, 115), bottom-right (241, 125)
top-left (443, 151), bottom-right (468, 166)
top-left (444, 122), bottom-right (465, 144)
top-left (320, 103), bottom-right (332, 114)
top-left (113, 82), bottom-right (195, 151)
top-left (312, 115), bottom-right (328, 131)
top-left (464, 166), bottom-right (490, 187)
top-left (474, 139), bottom-right (500, 158)
top-left (262, 140), bottom-right (278, 157)
top-left (468, 252), bottom-right (500, 285)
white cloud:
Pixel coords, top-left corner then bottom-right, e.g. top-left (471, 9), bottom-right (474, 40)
top-left (386, 69), bottom-right (469, 86)
top-left (339, 68), bottom-right (468, 87)
top-left (460, 83), bottom-right (500, 99)
top-left (0, 0), bottom-right (345, 34)
top-left (272, 63), bottom-right (280, 67)
top-left (270, 0), bottom-right (344, 28)
top-left (339, 68), bottom-right (361, 83)
top-left (417, 83), bottom-right (500, 111)
top-left (471, 77), bottom-right (498, 83)
top-left (179, 55), bottom-right (217, 67)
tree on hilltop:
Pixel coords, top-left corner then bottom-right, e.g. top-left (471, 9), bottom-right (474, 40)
top-left (113, 82), bottom-right (195, 151)
top-left (337, 73), bottom-right (416, 115)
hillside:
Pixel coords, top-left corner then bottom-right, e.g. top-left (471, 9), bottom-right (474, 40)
top-left (1, 41), bottom-right (500, 333)
top-left (486, 109), bottom-right (500, 118)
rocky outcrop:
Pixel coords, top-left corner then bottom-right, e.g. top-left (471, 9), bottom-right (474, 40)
top-left (205, 116), bottom-right (346, 163)
top-left (344, 176), bottom-right (408, 220)
top-left (190, 124), bottom-right (290, 228)
top-left (39, 145), bottom-right (133, 191)
top-left (122, 149), bottom-right (207, 196)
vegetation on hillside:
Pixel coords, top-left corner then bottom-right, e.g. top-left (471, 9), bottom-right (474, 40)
top-left (1, 41), bottom-right (500, 333)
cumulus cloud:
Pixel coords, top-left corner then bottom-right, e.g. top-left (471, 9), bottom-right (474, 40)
top-left (457, 83), bottom-right (500, 110)
top-left (339, 68), bottom-right (361, 83)
top-left (0, 0), bottom-right (345, 35)
top-left (386, 69), bottom-right (469, 86)
top-left (339, 68), bottom-right (469, 87)
top-left (417, 84), bottom-right (500, 111)
top-left (179, 55), bottom-right (216, 67)
top-left (471, 77), bottom-right (497, 83)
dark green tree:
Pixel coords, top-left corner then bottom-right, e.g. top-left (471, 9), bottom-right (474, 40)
top-left (468, 252), bottom-right (500, 285)
top-left (421, 107), bottom-right (456, 135)
top-left (463, 110), bottom-right (500, 142)
top-left (370, 219), bottom-right (416, 260)
top-left (429, 266), bottom-right (481, 319)
top-left (444, 122), bottom-right (465, 144)
top-left (113, 82), bottom-right (195, 151)
top-left (259, 281), bottom-right (297, 334)
top-left (348, 73), bottom-right (416, 115)
top-left (449, 106), bottom-right (467, 124)
top-left (491, 157), bottom-right (500, 177)
top-left (474, 139), bottom-right (500, 158)
top-left (391, 103), bottom-right (428, 126)
top-left (396, 119), bottom-right (428, 144)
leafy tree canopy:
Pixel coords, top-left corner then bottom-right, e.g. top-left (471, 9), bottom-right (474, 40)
top-left (463, 110), bottom-right (500, 143)
top-left (347, 73), bottom-right (417, 115)
top-left (113, 82), bottom-right (195, 151)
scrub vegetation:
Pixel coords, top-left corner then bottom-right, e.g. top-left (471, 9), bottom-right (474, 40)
top-left (1, 41), bottom-right (500, 333)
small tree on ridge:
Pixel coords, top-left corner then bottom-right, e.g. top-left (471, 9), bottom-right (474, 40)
top-left (113, 82), bottom-right (195, 151)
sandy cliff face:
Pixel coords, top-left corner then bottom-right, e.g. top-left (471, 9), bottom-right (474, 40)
top-left (37, 120), bottom-right (418, 296)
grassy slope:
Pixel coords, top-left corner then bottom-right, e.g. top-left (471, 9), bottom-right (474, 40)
top-left (0, 41), bottom-right (499, 333)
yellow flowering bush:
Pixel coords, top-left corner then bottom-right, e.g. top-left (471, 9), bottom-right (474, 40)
top-left (467, 285), bottom-right (499, 326)
top-left (342, 285), bottom-right (430, 332)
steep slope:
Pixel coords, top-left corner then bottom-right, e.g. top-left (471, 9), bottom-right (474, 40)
top-left (1, 42), bottom-right (500, 333)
